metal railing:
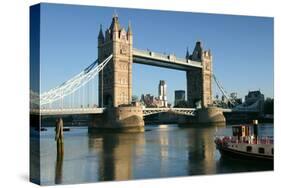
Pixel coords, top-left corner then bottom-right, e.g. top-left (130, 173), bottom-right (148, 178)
top-left (143, 107), bottom-right (196, 116)
top-left (215, 135), bottom-right (274, 145)
top-left (38, 107), bottom-right (105, 115)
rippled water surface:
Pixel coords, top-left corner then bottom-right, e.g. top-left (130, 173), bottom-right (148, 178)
top-left (31, 123), bottom-right (273, 185)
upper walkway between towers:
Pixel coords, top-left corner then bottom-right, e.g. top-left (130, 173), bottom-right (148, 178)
top-left (133, 48), bottom-right (203, 71)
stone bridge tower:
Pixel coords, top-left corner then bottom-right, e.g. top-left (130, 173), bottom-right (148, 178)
top-left (187, 41), bottom-right (212, 108)
top-left (98, 15), bottom-right (133, 107)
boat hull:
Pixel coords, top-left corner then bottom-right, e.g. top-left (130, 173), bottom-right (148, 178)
top-left (217, 146), bottom-right (273, 162)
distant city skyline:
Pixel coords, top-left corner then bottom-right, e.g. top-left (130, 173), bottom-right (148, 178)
top-left (39, 3), bottom-right (274, 105)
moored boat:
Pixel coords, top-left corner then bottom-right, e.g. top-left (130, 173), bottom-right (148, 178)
top-left (214, 120), bottom-right (273, 162)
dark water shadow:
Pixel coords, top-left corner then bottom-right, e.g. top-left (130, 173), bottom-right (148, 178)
top-left (216, 155), bottom-right (273, 174)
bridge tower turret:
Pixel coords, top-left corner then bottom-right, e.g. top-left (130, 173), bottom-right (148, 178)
top-left (201, 49), bottom-right (213, 107)
top-left (185, 47), bottom-right (190, 62)
top-left (187, 41), bottom-right (212, 108)
top-left (191, 41), bottom-right (203, 61)
top-left (98, 24), bottom-right (104, 45)
top-left (98, 15), bottom-right (133, 107)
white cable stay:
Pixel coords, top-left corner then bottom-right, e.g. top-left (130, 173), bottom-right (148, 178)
top-left (212, 74), bottom-right (237, 106)
top-left (40, 54), bottom-right (113, 106)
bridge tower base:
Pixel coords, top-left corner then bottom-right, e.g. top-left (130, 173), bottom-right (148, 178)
top-left (179, 107), bottom-right (226, 125)
top-left (89, 105), bottom-right (145, 132)
top-left (196, 107), bottom-right (226, 124)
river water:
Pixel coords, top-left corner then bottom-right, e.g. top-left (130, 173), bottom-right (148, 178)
top-left (33, 123), bottom-right (273, 185)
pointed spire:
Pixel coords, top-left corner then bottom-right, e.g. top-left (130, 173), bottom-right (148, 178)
top-left (185, 46), bottom-right (189, 60)
top-left (208, 49), bottom-right (211, 56)
top-left (195, 40), bottom-right (203, 50)
top-left (113, 9), bottom-right (118, 18)
top-left (127, 20), bottom-right (132, 35)
top-left (192, 40), bottom-right (203, 61)
top-left (98, 24), bottom-right (104, 39)
top-left (110, 11), bottom-right (119, 32)
top-left (98, 24), bottom-right (104, 44)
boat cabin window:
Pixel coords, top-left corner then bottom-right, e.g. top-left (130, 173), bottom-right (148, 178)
top-left (246, 146), bottom-right (252, 152)
top-left (258, 147), bottom-right (265, 154)
top-left (232, 125), bottom-right (250, 137)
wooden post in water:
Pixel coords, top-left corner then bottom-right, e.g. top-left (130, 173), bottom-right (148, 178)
top-left (55, 117), bottom-right (64, 184)
top-left (55, 145), bottom-right (64, 184)
top-left (55, 118), bottom-right (64, 155)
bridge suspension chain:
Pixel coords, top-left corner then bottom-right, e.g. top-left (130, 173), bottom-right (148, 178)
top-left (40, 54), bottom-right (113, 106)
top-left (212, 74), bottom-right (237, 106)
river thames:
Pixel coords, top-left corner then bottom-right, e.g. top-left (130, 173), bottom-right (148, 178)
top-left (32, 123), bottom-right (273, 185)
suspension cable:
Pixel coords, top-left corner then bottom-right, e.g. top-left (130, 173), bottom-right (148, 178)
top-left (40, 54), bottom-right (113, 106)
top-left (212, 74), bottom-right (237, 106)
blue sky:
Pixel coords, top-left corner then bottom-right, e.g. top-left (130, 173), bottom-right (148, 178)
top-left (39, 3), bottom-right (273, 105)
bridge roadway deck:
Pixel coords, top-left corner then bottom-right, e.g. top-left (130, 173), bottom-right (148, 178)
top-left (33, 108), bottom-right (105, 116)
top-left (143, 107), bottom-right (196, 116)
top-left (34, 107), bottom-right (198, 116)
top-left (33, 107), bottom-right (233, 116)
top-left (133, 48), bottom-right (202, 71)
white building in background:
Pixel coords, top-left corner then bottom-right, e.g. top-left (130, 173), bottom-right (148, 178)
top-left (158, 80), bottom-right (168, 107)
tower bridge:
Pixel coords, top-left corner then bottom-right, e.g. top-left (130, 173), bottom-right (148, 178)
top-left (34, 14), bottom-right (227, 131)
top-left (97, 15), bottom-right (212, 109)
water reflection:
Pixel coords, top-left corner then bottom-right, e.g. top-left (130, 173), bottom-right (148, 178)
top-left (88, 132), bottom-right (145, 181)
top-left (55, 142), bottom-right (64, 184)
top-left (38, 123), bottom-right (273, 185)
top-left (184, 123), bottom-right (225, 175)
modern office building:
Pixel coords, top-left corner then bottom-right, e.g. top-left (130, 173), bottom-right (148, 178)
top-left (174, 90), bottom-right (185, 106)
